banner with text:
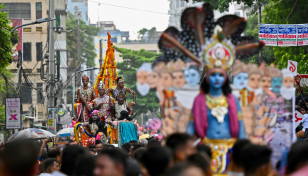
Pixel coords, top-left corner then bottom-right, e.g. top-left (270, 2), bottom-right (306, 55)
top-left (259, 24), bottom-right (308, 46)
top-left (6, 98), bottom-right (21, 129)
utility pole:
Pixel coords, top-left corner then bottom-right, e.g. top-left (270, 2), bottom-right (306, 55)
top-left (258, 2), bottom-right (262, 64)
top-left (48, 0), bottom-right (56, 133)
top-left (99, 39), bottom-right (103, 68)
top-left (18, 50), bottom-right (23, 129)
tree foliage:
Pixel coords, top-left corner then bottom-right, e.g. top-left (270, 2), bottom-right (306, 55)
top-left (114, 46), bottom-right (161, 118)
top-left (137, 27), bottom-right (157, 40)
top-left (0, 4), bottom-right (19, 73)
top-left (66, 13), bottom-right (99, 68)
top-left (0, 69), bottom-right (15, 124)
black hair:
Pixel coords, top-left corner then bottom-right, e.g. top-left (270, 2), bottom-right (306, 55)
top-left (75, 155), bottom-right (95, 176)
top-left (141, 147), bottom-right (172, 176)
top-left (61, 145), bottom-right (88, 175)
top-left (105, 145), bottom-right (116, 149)
top-left (117, 77), bottom-right (123, 83)
top-left (134, 148), bottom-right (147, 163)
top-left (99, 148), bottom-right (128, 173)
top-left (296, 106), bottom-right (301, 112)
top-left (232, 139), bottom-right (251, 167)
top-left (196, 144), bottom-right (212, 159)
top-left (242, 144), bottom-right (272, 174)
top-left (130, 140), bottom-right (138, 144)
top-left (95, 140), bottom-right (103, 145)
top-left (89, 148), bottom-right (96, 153)
top-left (48, 147), bottom-right (61, 158)
top-left (166, 133), bottom-right (193, 155)
top-left (147, 138), bottom-right (161, 149)
top-left (152, 55), bottom-right (169, 68)
top-left (301, 106), bottom-right (308, 111)
top-left (276, 160), bottom-right (281, 171)
top-left (126, 158), bottom-right (141, 176)
top-left (122, 142), bottom-right (132, 153)
top-left (89, 145), bottom-right (95, 149)
top-left (132, 143), bottom-right (145, 152)
top-left (95, 121), bottom-right (107, 137)
top-left (286, 141), bottom-right (308, 174)
top-left (3, 139), bottom-right (39, 176)
top-left (200, 76), bottom-right (232, 96)
top-left (43, 158), bottom-right (59, 172)
top-left (41, 151), bottom-right (49, 161)
top-left (166, 162), bottom-right (200, 176)
top-left (187, 153), bottom-right (211, 173)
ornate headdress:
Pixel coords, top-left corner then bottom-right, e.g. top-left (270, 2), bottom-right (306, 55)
top-left (118, 77), bottom-right (124, 83)
top-left (167, 59), bottom-right (185, 72)
top-left (158, 3), bottom-right (264, 83)
top-left (90, 110), bottom-right (102, 118)
top-left (268, 64), bottom-right (282, 78)
top-left (231, 60), bottom-right (248, 76)
top-left (259, 62), bottom-right (270, 77)
top-left (82, 75), bottom-right (89, 81)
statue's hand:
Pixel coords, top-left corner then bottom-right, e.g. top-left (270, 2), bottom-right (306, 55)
top-left (131, 102), bottom-right (136, 106)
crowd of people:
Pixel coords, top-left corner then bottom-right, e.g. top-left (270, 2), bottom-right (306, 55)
top-left (0, 133), bottom-right (308, 176)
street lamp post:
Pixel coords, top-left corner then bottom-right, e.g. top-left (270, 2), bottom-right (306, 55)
top-left (10, 18), bottom-right (56, 33)
top-left (99, 39), bottom-right (107, 69)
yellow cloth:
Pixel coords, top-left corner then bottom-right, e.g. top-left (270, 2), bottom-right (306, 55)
top-left (107, 125), bottom-right (112, 143)
top-left (139, 134), bottom-right (150, 139)
top-left (202, 138), bottom-right (236, 174)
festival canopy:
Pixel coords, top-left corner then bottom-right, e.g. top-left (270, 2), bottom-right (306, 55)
top-left (7, 128), bottom-right (56, 142)
top-left (56, 128), bottom-right (74, 137)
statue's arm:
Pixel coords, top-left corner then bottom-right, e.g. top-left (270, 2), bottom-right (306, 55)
top-left (235, 97), bottom-right (246, 139)
top-left (186, 115), bottom-right (195, 136)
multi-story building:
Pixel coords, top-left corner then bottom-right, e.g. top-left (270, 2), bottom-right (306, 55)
top-left (66, 0), bottom-right (89, 24)
top-left (168, 0), bottom-right (244, 29)
top-left (1, 0), bottom-right (68, 128)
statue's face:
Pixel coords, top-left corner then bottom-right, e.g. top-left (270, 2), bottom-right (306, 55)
top-left (233, 72), bottom-right (248, 90)
top-left (172, 71), bottom-right (186, 88)
top-left (271, 77), bottom-right (282, 93)
top-left (209, 72), bottom-right (225, 89)
top-left (283, 77), bottom-right (294, 88)
top-left (184, 68), bottom-right (200, 87)
top-left (248, 74), bottom-right (261, 90)
top-left (148, 71), bottom-right (160, 89)
top-left (91, 114), bottom-right (100, 121)
top-left (261, 76), bottom-right (271, 91)
top-left (161, 73), bottom-right (173, 88)
top-left (137, 71), bottom-right (149, 85)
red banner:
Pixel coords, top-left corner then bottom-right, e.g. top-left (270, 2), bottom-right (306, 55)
top-left (10, 19), bottom-right (23, 61)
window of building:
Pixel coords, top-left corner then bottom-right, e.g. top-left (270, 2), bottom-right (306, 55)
top-left (1, 3), bottom-right (31, 19)
top-left (234, 12), bottom-right (241, 16)
top-left (22, 83), bottom-right (32, 104)
top-left (176, 0), bottom-right (180, 8)
top-left (111, 37), bottom-right (117, 43)
top-left (24, 69), bottom-right (32, 73)
top-left (23, 43), bottom-right (31, 61)
top-left (56, 14), bottom-right (60, 27)
top-left (37, 68), bottom-right (41, 73)
top-left (36, 2), bottom-right (42, 19)
top-left (37, 83), bottom-right (43, 104)
top-left (36, 27), bottom-right (42, 32)
top-left (36, 42), bottom-right (42, 61)
top-left (23, 28), bottom-right (31, 32)
top-left (181, 0), bottom-right (185, 7)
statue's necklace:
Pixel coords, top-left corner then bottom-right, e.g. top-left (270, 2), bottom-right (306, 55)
top-left (206, 94), bottom-right (228, 123)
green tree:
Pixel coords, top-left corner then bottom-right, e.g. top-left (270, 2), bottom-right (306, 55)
top-left (66, 13), bottom-right (99, 68)
top-left (262, 0), bottom-right (308, 73)
top-left (187, 0), bottom-right (268, 14)
top-left (114, 46), bottom-right (161, 118)
top-left (0, 69), bottom-right (15, 124)
top-left (0, 4), bottom-right (19, 73)
top-left (137, 28), bottom-right (148, 40)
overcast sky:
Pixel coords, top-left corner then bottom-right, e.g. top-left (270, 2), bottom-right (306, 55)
top-left (88, 0), bottom-right (170, 40)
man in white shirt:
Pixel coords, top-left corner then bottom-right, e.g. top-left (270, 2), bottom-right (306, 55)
top-left (40, 158), bottom-right (60, 176)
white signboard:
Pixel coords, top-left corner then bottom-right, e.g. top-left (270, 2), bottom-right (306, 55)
top-left (294, 111), bottom-right (304, 128)
top-left (6, 98), bottom-right (21, 129)
top-left (287, 60), bottom-right (297, 76)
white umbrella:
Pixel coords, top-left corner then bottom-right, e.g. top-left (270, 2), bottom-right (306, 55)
top-left (8, 128), bottom-right (56, 142)
top-left (56, 128), bottom-right (74, 137)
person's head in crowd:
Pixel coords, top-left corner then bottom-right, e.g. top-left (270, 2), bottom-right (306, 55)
top-left (61, 145), bottom-right (88, 175)
top-left (139, 138), bottom-right (148, 146)
top-left (187, 153), bottom-right (212, 176)
top-left (130, 140), bottom-right (138, 144)
top-left (227, 139), bottom-right (251, 174)
top-left (48, 147), bottom-right (62, 164)
top-left (242, 144), bottom-right (272, 176)
top-left (41, 151), bottom-right (49, 162)
top-left (89, 148), bottom-right (96, 156)
top-left (166, 133), bottom-right (196, 162)
top-left (134, 148), bottom-right (147, 163)
top-left (196, 144), bottom-right (212, 159)
top-left (126, 158), bottom-right (141, 176)
top-left (141, 146), bottom-right (173, 176)
top-left (286, 141), bottom-right (308, 174)
top-left (94, 148), bottom-right (127, 176)
top-left (166, 163), bottom-right (204, 176)
top-left (43, 158), bottom-right (60, 173)
top-left (301, 106), bottom-right (308, 115)
top-left (296, 106), bottom-right (301, 112)
top-left (122, 142), bottom-right (131, 154)
top-left (75, 155), bottom-right (95, 176)
top-left (105, 145), bottom-right (116, 149)
top-left (95, 140), bottom-right (104, 153)
top-left (2, 139), bottom-right (39, 176)
top-left (129, 143), bottom-right (145, 158)
top-left (147, 138), bottom-right (161, 149)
